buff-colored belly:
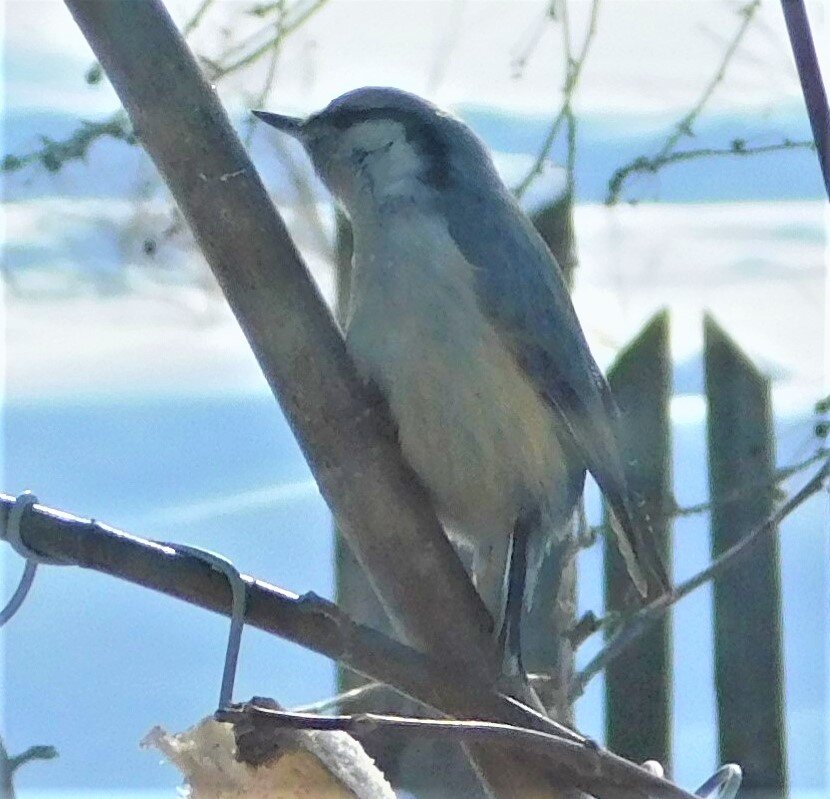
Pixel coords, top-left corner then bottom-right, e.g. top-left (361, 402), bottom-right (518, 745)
top-left (345, 215), bottom-right (571, 570)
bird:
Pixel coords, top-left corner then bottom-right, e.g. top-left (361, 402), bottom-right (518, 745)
top-left (253, 87), bottom-right (668, 677)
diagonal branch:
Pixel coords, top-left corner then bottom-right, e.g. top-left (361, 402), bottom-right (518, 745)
top-left (62, 0), bottom-right (498, 687)
top-left (780, 0), bottom-right (830, 199)
top-left (217, 701), bottom-right (703, 799)
top-left (1, 491), bottom-right (710, 798)
top-left (572, 459), bottom-right (829, 697)
top-left (0, 492), bottom-right (569, 741)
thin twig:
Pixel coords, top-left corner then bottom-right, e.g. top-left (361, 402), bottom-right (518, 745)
top-left (585, 445), bottom-right (827, 545)
top-left (561, 0), bottom-right (578, 197)
top-left (515, 0), bottom-right (600, 197)
top-left (182, 0), bottom-right (217, 37)
top-left (572, 459), bottom-right (829, 697)
top-left (606, 0), bottom-right (767, 204)
top-left (213, 0), bottom-right (330, 77)
top-left (291, 681), bottom-right (388, 713)
top-left (658, 0), bottom-right (761, 160)
top-left (605, 138), bottom-right (816, 204)
top-left (4, 0), bottom-right (328, 176)
top-left (216, 701), bottom-right (703, 799)
top-left (1, 113), bottom-right (132, 174)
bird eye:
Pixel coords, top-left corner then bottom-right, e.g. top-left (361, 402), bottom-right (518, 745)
top-left (352, 141), bottom-right (393, 167)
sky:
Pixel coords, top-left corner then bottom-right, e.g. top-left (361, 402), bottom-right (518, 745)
top-left (1, 0), bottom-right (824, 117)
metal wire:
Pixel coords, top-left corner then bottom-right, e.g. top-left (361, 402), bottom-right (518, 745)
top-left (171, 543), bottom-right (248, 709)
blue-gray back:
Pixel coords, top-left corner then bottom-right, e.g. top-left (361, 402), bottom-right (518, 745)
top-left (434, 116), bottom-right (642, 553)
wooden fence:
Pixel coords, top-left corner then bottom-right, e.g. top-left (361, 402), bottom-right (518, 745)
top-left (605, 311), bottom-right (787, 799)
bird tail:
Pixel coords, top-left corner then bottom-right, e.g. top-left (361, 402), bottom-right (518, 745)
top-left (606, 498), bottom-right (670, 601)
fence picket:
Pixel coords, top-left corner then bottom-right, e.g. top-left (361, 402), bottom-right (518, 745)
top-left (704, 315), bottom-right (787, 798)
top-left (605, 310), bottom-right (673, 769)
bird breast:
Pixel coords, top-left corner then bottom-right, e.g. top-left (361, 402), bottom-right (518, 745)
top-left (344, 210), bottom-right (572, 550)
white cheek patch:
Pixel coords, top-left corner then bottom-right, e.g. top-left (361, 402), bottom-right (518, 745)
top-left (340, 120), bottom-right (422, 188)
top-left (342, 119), bottom-right (405, 152)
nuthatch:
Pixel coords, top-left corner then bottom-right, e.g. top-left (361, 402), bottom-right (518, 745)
top-left (254, 88), bottom-right (668, 676)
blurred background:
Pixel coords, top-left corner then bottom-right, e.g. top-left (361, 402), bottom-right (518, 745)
top-left (0, 0), bottom-right (827, 796)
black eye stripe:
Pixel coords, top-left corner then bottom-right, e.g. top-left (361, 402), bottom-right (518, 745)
top-left (352, 141), bottom-right (394, 166)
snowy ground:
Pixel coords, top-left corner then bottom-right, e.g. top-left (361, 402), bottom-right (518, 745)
top-left (2, 198), bottom-right (826, 398)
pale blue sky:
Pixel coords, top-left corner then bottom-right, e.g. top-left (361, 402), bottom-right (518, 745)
top-left (1, 0), bottom-right (820, 116)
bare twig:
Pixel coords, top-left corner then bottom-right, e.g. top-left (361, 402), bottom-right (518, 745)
top-left (182, 0), bottom-right (217, 37)
top-left (605, 138), bottom-right (816, 205)
top-left (606, 0), bottom-right (770, 204)
top-left (211, 0), bottom-right (330, 78)
top-left (1, 736), bottom-right (57, 799)
top-left (1, 113), bottom-right (132, 174)
top-left (291, 681), bottom-right (390, 714)
top-left (216, 701), bottom-right (703, 799)
top-left (3, 0), bottom-right (328, 176)
top-left (780, 0), bottom-right (830, 199)
top-left (572, 459), bottom-right (830, 697)
top-left (658, 0), bottom-right (761, 160)
top-left (584, 445), bottom-right (827, 547)
top-left (515, 0), bottom-right (600, 197)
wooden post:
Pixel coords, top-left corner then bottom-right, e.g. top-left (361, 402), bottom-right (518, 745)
top-left (604, 311), bottom-right (673, 769)
top-left (704, 315), bottom-right (787, 798)
top-left (530, 190), bottom-right (577, 290)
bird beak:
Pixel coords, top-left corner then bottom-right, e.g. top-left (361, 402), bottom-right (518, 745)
top-left (252, 110), bottom-right (304, 138)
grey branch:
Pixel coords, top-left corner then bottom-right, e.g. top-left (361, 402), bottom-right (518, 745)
top-left (216, 701), bottom-right (702, 799)
top-left (0, 492), bottom-right (566, 741)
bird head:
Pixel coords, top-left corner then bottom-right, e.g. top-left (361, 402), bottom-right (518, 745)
top-left (254, 87), bottom-right (493, 218)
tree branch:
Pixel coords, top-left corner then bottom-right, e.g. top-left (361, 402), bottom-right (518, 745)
top-left (62, 0), bottom-right (501, 682)
top-left (605, 0), bottom-right (773, 205)
top-left (605, 139), bottom-right (815, 205)
top-left (780, 0), bottom-right (830, 199)
top-left (1, 491), bottom-right (715, 797)
top-left (217, 701), bottom-right (703, 799)
top-left (0, 492), bottom-right (572, 742)
top-left (572, 459), bottom-right (829, 697)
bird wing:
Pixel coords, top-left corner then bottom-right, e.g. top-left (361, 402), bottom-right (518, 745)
top-left (444, 184), bottom-right (669, 597)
